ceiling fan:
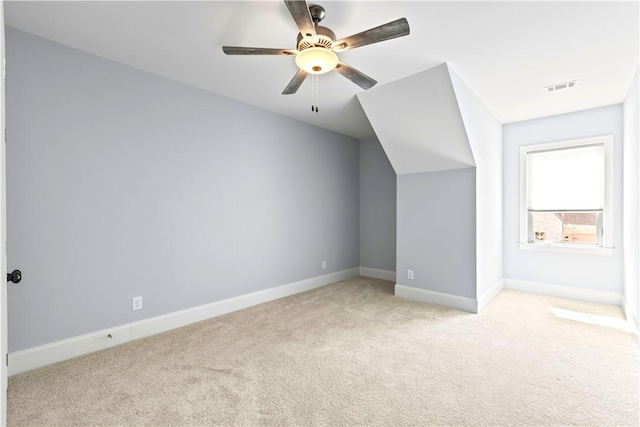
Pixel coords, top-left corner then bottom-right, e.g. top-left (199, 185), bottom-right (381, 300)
top-left (222, 0), bottom-right (410, 109)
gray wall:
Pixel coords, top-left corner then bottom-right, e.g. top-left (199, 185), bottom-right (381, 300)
top-left (6, 28), bottom-right (359, 352)
top-left (396, 168), bottom-right (477, 298)
top-left (359, 137), bottom-right (396, 272)
top-left (503, 105), bottom-right (624, 292)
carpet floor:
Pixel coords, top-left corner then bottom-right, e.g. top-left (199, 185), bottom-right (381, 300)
top-left (7, 277), bottom-right (639, 426)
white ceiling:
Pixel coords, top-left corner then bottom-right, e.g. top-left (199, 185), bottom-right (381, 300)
top-left (4, 1), bottom-right (639, 140)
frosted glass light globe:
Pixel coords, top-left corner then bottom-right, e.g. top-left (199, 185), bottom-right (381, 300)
top-left (295, 47), bottom-right (338, 74)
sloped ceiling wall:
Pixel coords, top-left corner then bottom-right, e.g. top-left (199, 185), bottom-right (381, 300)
top-left (357, 63), bottom-right (475, 174)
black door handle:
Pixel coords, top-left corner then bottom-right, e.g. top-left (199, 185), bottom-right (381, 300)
top-left (7, 270), bottom-right (21, 284)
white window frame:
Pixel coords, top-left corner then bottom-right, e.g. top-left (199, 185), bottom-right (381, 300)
top-left (519, 135), bottom-right (613, 255)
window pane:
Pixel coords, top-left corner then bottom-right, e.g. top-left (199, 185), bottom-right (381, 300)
top-left (530, 211), bottom-right (599, 244)
top-left (527, 144), bottom-right (604, 211)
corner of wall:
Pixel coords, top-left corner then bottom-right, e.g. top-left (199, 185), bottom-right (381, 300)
top-left (394, 283), bottom-right (478, 313)
top-left (359, 267), bottom-right (395, 282)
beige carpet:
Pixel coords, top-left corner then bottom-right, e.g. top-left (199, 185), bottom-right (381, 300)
top-left (7, 277), bottom-right (639, 426)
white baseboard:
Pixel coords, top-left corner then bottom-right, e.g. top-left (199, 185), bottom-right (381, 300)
top-left (477, 280), bottom-right (504, 312)
top-left (503, 279), bottom-right (623, 306)
top-left (622, 298), bottom-right (639, 327)
top-left (622, 297), bottom-right (640, 347)
top-left (9, 268), bottom-right (360, 376)
top-left (8, 324), bottom-right (132, 377)
top-left (131, 267), bottom-right (359, 341)
top-left (359, 267), bottom-right (395, 282)
top-left (394, 284), bottom-right (477, 313)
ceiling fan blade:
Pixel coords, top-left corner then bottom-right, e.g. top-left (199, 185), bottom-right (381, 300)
top-left (223, 46), bottom-right (298, 55)
top-left (284, 0), bottom-right (316, 39)
top-left (332, 18), bottom-right (410, 52)
top-left (283, 69), bottom-right (309, 94)
top-left (334, 61), bottom-right (377, 90)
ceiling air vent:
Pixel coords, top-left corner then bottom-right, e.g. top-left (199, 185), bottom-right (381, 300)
top-left (545, 80), bottom-right (578, 93)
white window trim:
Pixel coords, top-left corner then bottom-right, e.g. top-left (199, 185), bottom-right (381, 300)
top-left (519, 135), bottom-right (614, 255)
top-left (518, 242), bottom-right (613, 256)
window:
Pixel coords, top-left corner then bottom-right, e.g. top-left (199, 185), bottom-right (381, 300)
top-left (519, 135), bottom-right (613, 254)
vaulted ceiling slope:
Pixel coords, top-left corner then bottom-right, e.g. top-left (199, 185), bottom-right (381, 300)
top-left (358, 63), bottom-right (476, 174)
top-left (4, 1), bottom-right (639, 139)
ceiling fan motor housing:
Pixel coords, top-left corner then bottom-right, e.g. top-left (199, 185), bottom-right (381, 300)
top-left (296, 26), bottom-right (336, 51)
top-left (309, 4), bottom-right (326, 23)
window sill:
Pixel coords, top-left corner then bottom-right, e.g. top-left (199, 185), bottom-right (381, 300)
top-left (518, 243), bottom-right (613, 256)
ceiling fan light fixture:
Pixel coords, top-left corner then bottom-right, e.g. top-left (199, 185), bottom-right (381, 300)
top-left (295, 47), bottom-right (338, 74)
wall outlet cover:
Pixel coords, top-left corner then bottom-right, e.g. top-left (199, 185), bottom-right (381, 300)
top-left (132, 296), bottom-right (142, 311)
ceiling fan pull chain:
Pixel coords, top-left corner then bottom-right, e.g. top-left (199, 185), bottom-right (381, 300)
top-left (311, 74), bottom-right (319, 113)
top-left (315, 75), bottom-right (319, 113)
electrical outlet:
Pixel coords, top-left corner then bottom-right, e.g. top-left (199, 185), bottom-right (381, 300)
top-left (407, 270), bottom-right (414, 280)
top-left (322, 260), bottom-right (327, 269)
top-left (132, 296), bottom-right (142, 311)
